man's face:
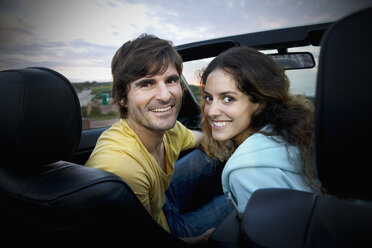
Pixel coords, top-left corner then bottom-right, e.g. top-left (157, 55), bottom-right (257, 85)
top-left (124, 64), bottom-right (183, 134)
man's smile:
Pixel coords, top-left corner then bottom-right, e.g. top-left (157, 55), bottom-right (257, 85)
top-left (150, 105), bottom-right (173, 113)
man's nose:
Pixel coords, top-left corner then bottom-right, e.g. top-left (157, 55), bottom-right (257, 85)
top-left (156, 82), bottom-right (172, 102)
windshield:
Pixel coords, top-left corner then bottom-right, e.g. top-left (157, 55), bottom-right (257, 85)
top-left (182, 45), bottom-right (319, 104)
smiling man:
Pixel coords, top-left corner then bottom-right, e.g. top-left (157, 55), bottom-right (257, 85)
top-left (85, 34), bottom-right (232, 244)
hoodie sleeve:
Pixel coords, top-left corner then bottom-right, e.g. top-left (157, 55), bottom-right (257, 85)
top-left (228, 167), bottom-right (304, 215)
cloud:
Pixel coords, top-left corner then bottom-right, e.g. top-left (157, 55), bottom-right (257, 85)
top-left (0, 20), bottom-right (116, 79)
top-left (0, 0), bottom-right (147, 80)
top-left (1, 0), bottom-right (371, 82)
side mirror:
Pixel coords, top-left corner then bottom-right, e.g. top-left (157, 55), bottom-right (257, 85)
top-left (269, 52), bottom-right (315, 70)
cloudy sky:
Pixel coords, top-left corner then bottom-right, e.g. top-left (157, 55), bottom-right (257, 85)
top-left (0, 0), bottom-right (371, 83)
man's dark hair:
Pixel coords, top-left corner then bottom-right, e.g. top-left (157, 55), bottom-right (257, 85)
top-left (111, 34), bottom-right (183, 118)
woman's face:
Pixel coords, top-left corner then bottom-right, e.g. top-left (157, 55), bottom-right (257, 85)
top-left (204, 68), bottom-right (260, 145)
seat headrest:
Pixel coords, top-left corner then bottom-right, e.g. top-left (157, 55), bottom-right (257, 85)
top-left (315, 7), bottom-right (372, 200)
top-left (0, 67), bottom-right (81, 167)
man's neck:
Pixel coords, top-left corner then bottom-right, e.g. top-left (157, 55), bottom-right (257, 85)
top-left (126, 118), bottom-right (164, 154)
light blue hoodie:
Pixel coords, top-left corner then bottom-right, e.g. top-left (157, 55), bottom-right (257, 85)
top-left (221, 126), bottom-right (311, 215)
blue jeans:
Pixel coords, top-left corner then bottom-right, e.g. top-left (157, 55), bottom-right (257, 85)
top-left (163, 149), bottom-right (233, 237)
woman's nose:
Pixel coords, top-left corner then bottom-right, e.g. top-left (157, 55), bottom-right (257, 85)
top-left (205, 100), bottom-right (222, 117)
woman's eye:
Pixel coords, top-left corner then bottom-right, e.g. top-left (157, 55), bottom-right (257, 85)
top-left (223, 96), bottom-right (233, 102)
top-left (204, 95), bottom-right (212, 102)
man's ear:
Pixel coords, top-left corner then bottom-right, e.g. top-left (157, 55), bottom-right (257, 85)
top-left (180, 78), bottom-right (186, 95)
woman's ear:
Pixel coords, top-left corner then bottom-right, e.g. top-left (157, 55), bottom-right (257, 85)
top-left (255, 101), bottom-right (266, 115)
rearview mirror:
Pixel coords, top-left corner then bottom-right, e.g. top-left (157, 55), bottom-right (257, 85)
top-left (269, 52), bottom-right (315, 70)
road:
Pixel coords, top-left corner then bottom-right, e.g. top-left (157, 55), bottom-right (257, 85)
top-left (77, 89), bottom-right (93, 106)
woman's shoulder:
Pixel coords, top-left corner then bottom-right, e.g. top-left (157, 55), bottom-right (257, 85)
top-left (226, 127), bottom-right (300, 172)
top-left (237, 127), bottom-right (285, 154)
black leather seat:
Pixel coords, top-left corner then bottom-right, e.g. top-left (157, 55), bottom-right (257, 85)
top-left (238, 7), bottom-right (372, 248)
top-left (0, 67), bottom-right (188, 246)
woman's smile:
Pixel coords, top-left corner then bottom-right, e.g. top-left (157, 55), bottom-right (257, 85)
top-left (212, 120), bottom-right (232, 129)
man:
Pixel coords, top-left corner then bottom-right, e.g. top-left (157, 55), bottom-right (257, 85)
top-left (85, 34), bottom-right (232, 244)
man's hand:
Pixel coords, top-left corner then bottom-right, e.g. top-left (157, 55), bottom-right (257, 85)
top-left (179, 227), bottom-right (215, 245)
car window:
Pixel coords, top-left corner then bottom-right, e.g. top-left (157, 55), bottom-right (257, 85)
top-left (73, 81), bottom-right (119, 130)
top-left (182, 45), bottom-right (319, 104)
top-left (74, 45), bottom-right (319, 130)
top-left (284, 46), bottom-right (319, 103)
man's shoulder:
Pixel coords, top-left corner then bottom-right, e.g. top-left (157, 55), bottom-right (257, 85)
top-left (87, 120), bottom-right (146, 166)
top-left (166, 120), bottom-right (185, 132)
top-left (165, 121), bottom-right (192, 139)
top-left (98, 119), bottom-right (139, 148)
top-left (86, 138), bottom-right (148, 179)
top-left (164, 121), bottom-right (196, 148)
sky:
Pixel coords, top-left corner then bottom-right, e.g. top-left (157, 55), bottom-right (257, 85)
top-left (0, 0), bottom-right (371, 84)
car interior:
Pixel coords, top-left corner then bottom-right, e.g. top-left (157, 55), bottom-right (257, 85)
top-left (0, 67), bottom-right (189, 246)
top-left (0, 6), bottom-right (371, 247)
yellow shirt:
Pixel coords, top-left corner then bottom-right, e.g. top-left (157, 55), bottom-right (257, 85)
top-left (85, 119), bottom-right (196, 232)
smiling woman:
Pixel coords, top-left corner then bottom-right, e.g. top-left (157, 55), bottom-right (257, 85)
top-left (199, 46), bottom-right (318, 218)
top-left (202, 68), bottom-right (260, 145)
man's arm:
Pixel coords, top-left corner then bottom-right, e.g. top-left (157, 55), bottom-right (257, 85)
top-left (191, 130), bottom-right (202, 149)
top-left (144, 203), bottom-right (151, 215)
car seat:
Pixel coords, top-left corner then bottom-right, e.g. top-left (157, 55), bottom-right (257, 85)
top-left (237, 7), bottom-right (372, 248)
top-left (0, 67), bottom-right (189, 246)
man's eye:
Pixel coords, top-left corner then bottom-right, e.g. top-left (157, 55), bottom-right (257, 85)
top-left (141, 83), bottom-right (152, 88)
top-left (167, 78), bottom-right (179, 84)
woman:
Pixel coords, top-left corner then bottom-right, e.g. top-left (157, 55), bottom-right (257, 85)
top-left (200, 46), bottom-right (320, 217)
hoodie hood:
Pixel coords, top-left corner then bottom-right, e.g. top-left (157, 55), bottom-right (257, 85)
top-left (222, 128), bottom-right (302, 194)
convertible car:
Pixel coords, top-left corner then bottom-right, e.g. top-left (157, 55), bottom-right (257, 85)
top-left (0, 6), bottom-right (371, 247)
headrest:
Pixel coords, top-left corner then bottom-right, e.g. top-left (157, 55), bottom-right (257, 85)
top-left (0, 67), bottom-right (81, 167)
top-left (315, 7), bottom-right (372, 200)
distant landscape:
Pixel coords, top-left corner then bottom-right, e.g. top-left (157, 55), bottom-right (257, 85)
top-left (73, 81), bottom-right (117, 129)
top-left (72, 81), bottom-right (201, 129)
top-left (73, 81), bottom-right (312, 129)
top-left (73, 81), bottom-right (201, 108)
